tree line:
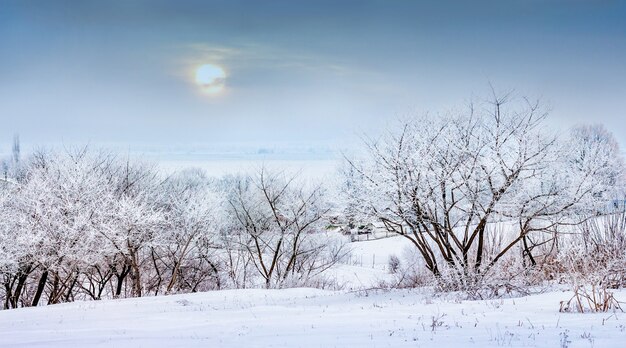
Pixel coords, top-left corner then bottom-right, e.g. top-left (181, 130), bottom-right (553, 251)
top-left (1, 92), bottom-right (624, 308)
top-left (0, 148), bottom-right (346, 309)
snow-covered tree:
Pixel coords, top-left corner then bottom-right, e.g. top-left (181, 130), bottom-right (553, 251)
top-left (1, 149), bottom-right (118, 307)
top-left (568, 124), bottom-right (625, 204)
top-left (343, 94), bottom-right (625, 290)
top-left (157, 169), bottom-right (222, 294)
top-left (225, 169), bottom-right (346, 288)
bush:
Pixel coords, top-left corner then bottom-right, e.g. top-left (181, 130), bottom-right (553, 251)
top-left (387, 255), bottom-right (400, 274)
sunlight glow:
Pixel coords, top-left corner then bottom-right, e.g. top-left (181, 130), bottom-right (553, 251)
top-left (194, 64), bottom-right (226, 95)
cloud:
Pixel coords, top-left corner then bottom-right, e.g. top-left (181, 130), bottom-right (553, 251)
top-left (178, 42), bottom-right (363, 77)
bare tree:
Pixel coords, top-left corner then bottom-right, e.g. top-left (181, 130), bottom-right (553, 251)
top-left (158, 169), bottom-right (221, 294)
top-left (226, 169), bottom-right (346, 288)
top-left (344, 94), bottom-right (620, 290)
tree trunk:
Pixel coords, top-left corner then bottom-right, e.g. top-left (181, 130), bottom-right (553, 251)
top-left (129, 251), bottom-right (142, 297)
top-left (151, 248), bottom-right (163, 296)
top-left (522, 235), bottom-right (537, 267)
top-left (47, 273), bottom-right (60, 305)
top-left (11, 271), bottom-right (30, 308)
top-left (3, 275), bottom-right (17, 309)
top-left (166, 261), bottom-right (180, 294)
top-left (31, 270), bottom-right (49, 307)
top-left (64, 273), bottom-right (79, 302)
top-left (114, 264), bottom-right (131, 298)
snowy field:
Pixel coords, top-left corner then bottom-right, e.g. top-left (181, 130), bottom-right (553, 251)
top-left (1, 286), bottom-right (625, 347)
top-left (1, 236), bottom-right (626, 347)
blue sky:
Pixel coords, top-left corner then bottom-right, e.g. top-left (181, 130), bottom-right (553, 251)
top-left (1, 0), bottom-right (625, 150)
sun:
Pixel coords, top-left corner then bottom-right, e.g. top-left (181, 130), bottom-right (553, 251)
top-left (194, 64), bottom-right (226, 95)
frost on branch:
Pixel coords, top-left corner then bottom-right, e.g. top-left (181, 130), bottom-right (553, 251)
top-left (343, 94), bottom-right (625, 295)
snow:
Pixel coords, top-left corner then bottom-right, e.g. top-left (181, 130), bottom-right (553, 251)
top-left (331, 236), bottom-right (414, 290)
top-left (1, 236), bottom-right (625, 347)
top-left (1, 286), bottom-right (626, 347)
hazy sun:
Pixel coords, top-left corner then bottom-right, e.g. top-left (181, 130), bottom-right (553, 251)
top-left (195, 64), bottom-right (226, 95)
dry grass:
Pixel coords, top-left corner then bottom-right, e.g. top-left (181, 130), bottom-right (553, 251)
top-left (560, 284), bottom-right (623, 313)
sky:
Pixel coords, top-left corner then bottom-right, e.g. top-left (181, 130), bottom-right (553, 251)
top-left (1, 0), bottom-right (625, 153)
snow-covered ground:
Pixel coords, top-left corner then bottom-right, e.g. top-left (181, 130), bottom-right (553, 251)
top-left (2, 286), bottom-right (625, 347)
top-left (1, 236), bottom-right (625, 347)
top-left (331, 236), bottom-right (413, 289)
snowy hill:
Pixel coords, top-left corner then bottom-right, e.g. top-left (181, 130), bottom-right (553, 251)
top-left (1, 236), bottom-right (626, 347)
top-left (1, 286), bottom-right (625, 347)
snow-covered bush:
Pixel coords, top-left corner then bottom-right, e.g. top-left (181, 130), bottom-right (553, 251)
top-left (551, 211), bottom-right (626, 312)
top-left (387, 254), bottom-right (400, 274)
top-left (383, 246), bottom-right (435, 289)
top-left (560, 284), bottom-right (623, 313)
